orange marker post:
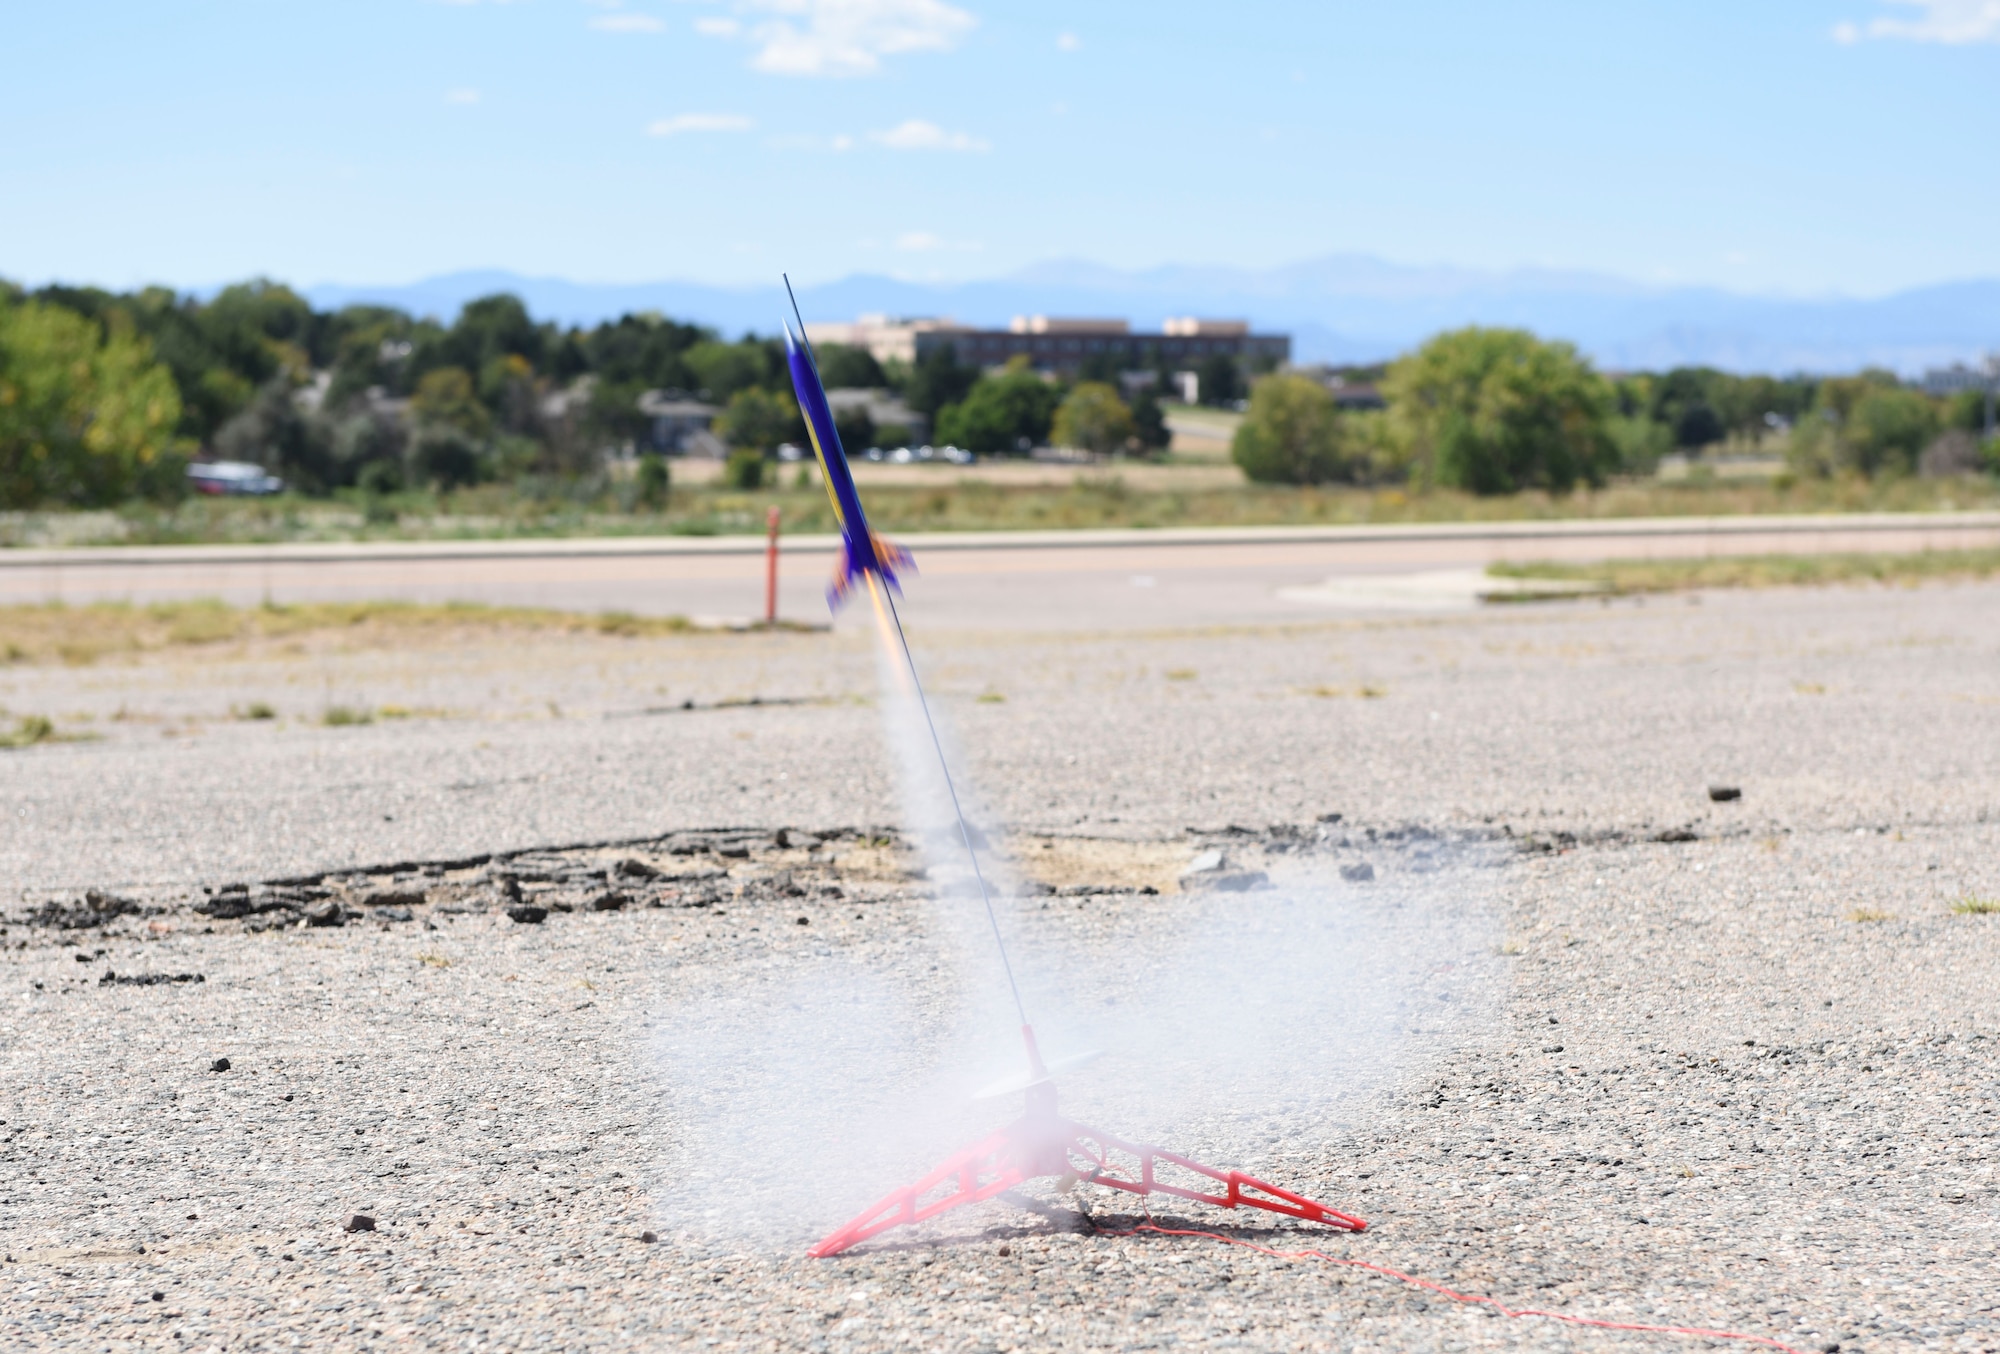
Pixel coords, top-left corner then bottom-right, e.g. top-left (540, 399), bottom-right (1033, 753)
top-left (764, 505), bottom-right (780, 627)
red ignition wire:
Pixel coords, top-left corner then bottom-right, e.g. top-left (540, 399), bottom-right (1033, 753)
top-left (1101, 1219), bottom-right (1810, 1354)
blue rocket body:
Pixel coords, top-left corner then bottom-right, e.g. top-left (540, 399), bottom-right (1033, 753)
top-left (782, 321), bottom-right (913, 609)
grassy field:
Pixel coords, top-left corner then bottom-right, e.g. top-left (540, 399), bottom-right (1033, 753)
top-left (1489, 545), bottom-right (2000, 596)
top-left (3, 468), bottom-right (1995, 549)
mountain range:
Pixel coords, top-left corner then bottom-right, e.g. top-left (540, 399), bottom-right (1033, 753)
top-left (302, 255), bottom-right (2000, 376)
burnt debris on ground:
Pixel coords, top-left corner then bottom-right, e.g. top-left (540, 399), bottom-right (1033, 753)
top-left (2, 808), bottom-right (1847, 943)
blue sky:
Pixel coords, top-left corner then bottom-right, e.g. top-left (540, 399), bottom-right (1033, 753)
top-left (2, 0), bottom-right (1995, 297)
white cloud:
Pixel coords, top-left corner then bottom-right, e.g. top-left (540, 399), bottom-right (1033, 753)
top-left (694, 0), bottom-right (975, 77)
top-left (446, 87), bottom-right (482, 104)
top-left (871, 118), bottom-right (988, 151)
top-left (1834, 0), bottom-right (2000, 43)
top-left (1056, 30), bottom-right (1080, 51)
top-left (591, 12), bottom-right (667, 31)
top-left (648, 113), bottom-right (756, 135)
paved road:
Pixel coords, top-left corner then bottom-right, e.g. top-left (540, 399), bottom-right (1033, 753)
top-left (4, 512), bottom-right (1997, 631)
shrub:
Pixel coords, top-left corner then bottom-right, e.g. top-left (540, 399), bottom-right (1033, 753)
top-left (1607, 413), bottom-right (1674, 476)
top-left (724, 448), bottom-right (766, 490)
top-left (411, 429), bottom-right (483, 490)
top-left (356, 458), bottom-right (404, 495)
top-left (1231, 375), bottom-right (1350, 484)
top-left (636, 452), bottom-right (670, 507)
top-left (1846, 388), bottom-right (1938, 477)
top-left (1051, 382), bottom-right (1134, 455)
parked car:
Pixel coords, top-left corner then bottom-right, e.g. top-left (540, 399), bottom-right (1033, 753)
top-left (941, 445), bottom-right (974, 465)
top-left (187, 461), bottom-right (285, 496)
top-left (776, 442), bottom-right (805, 462)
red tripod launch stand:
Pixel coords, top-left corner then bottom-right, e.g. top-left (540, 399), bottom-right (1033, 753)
top-left (809, 1027), bottom-right (1367, 1257)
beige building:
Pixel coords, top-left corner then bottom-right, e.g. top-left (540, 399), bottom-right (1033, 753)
top-left (802, 314), bottom-right (970, 366)
top-left (1008, 316), bottom-right (1129, 335)
top-left (1162, 318), bottom-right (1250, 337)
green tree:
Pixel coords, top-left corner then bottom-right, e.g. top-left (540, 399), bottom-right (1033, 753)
top-left (1197, 353), bottom-right (1243, 407)
top-left (584, 377), bottom-right (651, 451)
top-left (0, 300), bottom-right (185, 507)
top-left (1230, 375), bottom-right (1349, 484)
top-left (1129, 387), bottom-right (1169, 455)
top-left (1051, 382), bottom-right (1135, 455)
top-left (583, 313), bottom-right (704, 390)
top-left (904, 342), bottom-right (978, 419)
top-left (441, 294), bottom-right (544, 376)
top-left (330, 413), bottom-right (405, 487)
top-left (410, 430), bottom-right (483, 490)
top-left (410, 367), bottom-right (491, 440)
top-left (715, 387), bottom-right (795, 453)
top-left (934, 364), bottom-right (1060, 455)
top-left (814, 343), bottom-right (886, 389)
top-left (200, 280), bottom-right (318, 377)
top-left (1606, 412), bottom-right (1674, 476)
top-left (685, 341), bottom-right (773, 402)
top-left (1845, 388), bottom-right (1938, 476)
top-left (1944, 387), bottom-right (1990, 434)
top-left (479, 353), bottom-right (542, 438)
top-left (1650, 367), bottom-right (1730, 448)
top-left (1384, 327), bottom-right (1615, 494)
top-left (214, 377), bottom-right (335, 491)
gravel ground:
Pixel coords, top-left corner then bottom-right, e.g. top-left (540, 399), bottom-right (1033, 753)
top-left (3, 581), bottom-right (1998, 1352)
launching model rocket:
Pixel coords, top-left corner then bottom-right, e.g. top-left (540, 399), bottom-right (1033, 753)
top-left (781, 315), bottom-right (915, 611)
top-left (778, 277), bottom-right (1365, 1258)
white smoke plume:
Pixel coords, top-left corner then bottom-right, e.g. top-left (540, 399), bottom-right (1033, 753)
top-left (647, 592), bottom-right (1503, 1248)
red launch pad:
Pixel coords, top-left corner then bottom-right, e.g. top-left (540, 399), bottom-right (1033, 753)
top-left (809, 1028), bottom-right (1367, 1258)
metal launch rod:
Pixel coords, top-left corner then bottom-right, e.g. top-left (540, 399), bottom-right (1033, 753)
top-left (863, 571), bottom-right (1029, 1029)
top-left (782, 272), bottom-right (1028, 1031)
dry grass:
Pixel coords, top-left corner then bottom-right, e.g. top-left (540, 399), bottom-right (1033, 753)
top-left (5, 471), bottom-right (1995, 548)
top-left (0, 599), bottom-right (703, 666)
top-left (0, 714), bottom-right (56, 748)
top-left (1490, 547), bottom-right (2000, 598)
top-left (0, 713), bottom-right (96, 749)
top-left (1952, 897), bottom-right (2000, 916)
